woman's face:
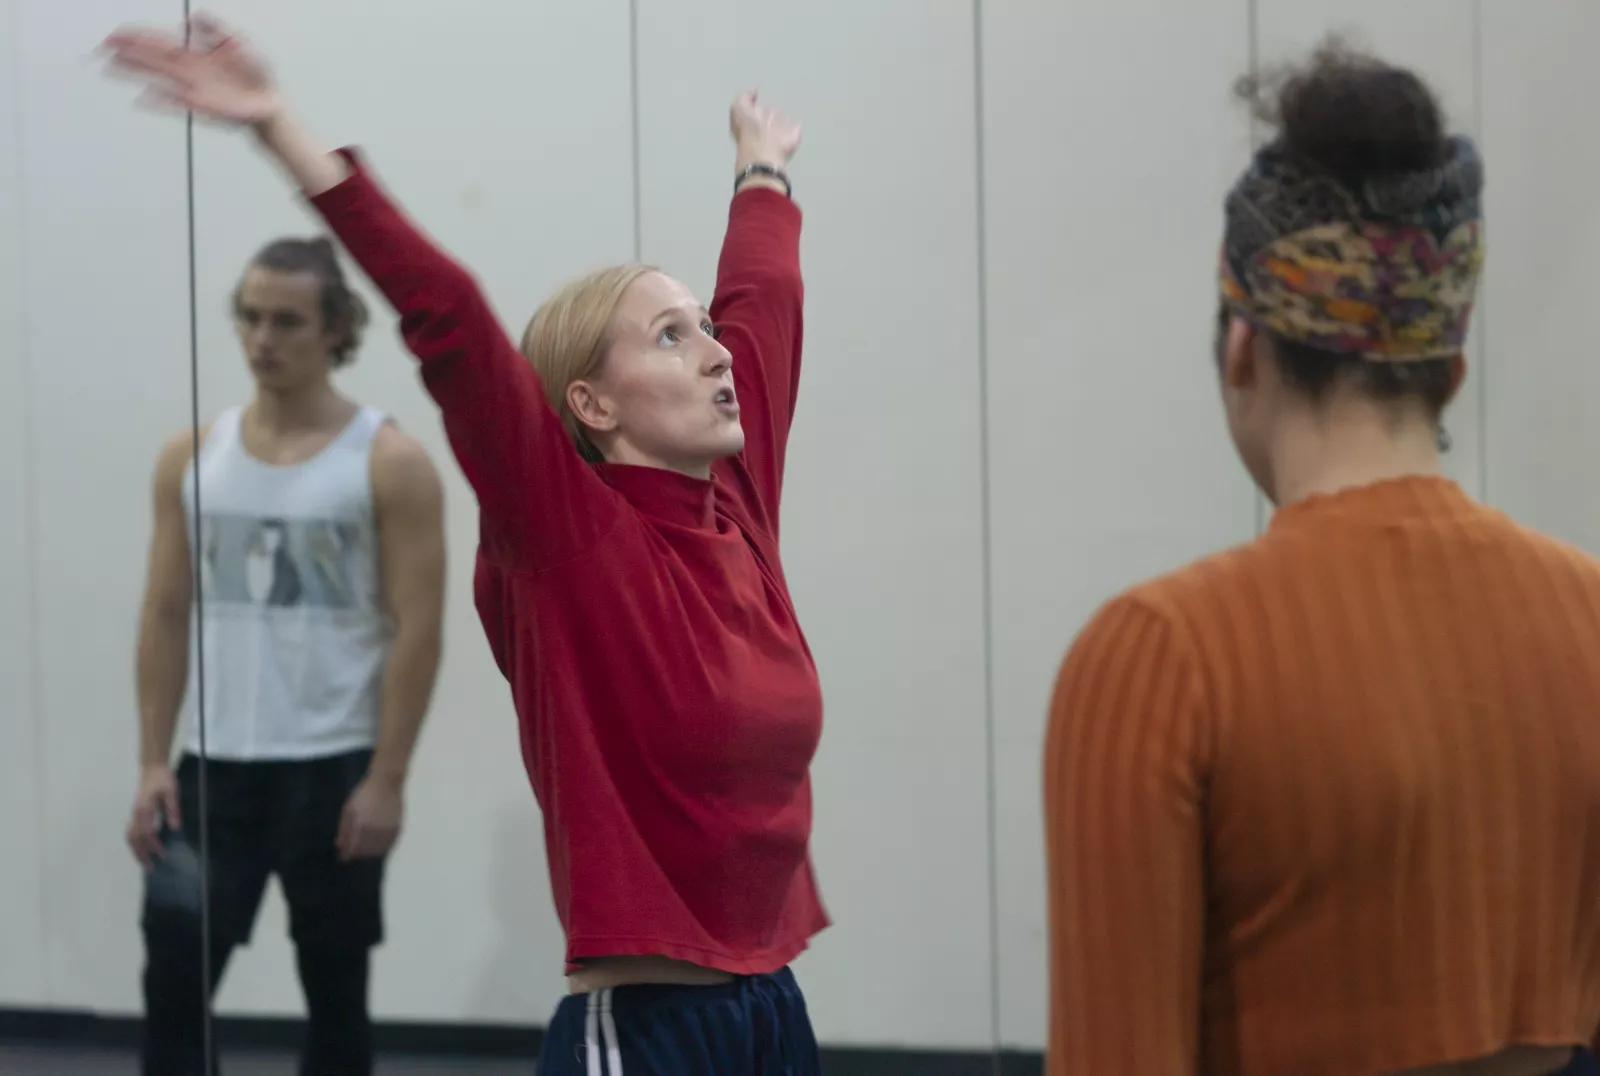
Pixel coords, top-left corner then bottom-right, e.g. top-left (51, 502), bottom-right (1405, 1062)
top-left (568, 271), bottom-right (743, 477)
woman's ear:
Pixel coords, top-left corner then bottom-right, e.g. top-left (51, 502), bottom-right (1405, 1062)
top-left (1222, 316), bottom-right (1258, 391)
top-left (1444, 352), bottom-right (1467, 404)
top-left (566, 380), bottom-right (619, 435)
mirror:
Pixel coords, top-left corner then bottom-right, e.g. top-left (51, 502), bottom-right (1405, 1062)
top-left (2, 0), bottom-right (211, 1071)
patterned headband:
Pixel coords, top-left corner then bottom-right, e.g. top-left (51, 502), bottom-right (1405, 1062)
top-left (1219, 135), bottom-right (1485, 362)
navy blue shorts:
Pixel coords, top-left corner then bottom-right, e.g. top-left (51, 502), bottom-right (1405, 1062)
top-left (536, 967), bottom-right (820, 1076)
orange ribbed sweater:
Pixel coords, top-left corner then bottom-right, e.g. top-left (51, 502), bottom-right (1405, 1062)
top-left (1044, 476), bottom-right (1600, 1076)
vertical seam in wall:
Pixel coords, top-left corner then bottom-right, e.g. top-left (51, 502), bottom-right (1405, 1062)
top-left (1471, 0), bottom-right (1487, 503)
top-left (180, 4), bottom-right (216, 1064)
top-left (628, 0), bottom-right (642, 262)
top-left (969, 0), bottom-right (1002, 1070)
top-left (8, 0), bottom-right (47, 1007)
top-left (1247, 0), bottom-right (1266, 537)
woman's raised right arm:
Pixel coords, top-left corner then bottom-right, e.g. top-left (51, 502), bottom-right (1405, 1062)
top-left (257, 114), bottom-right (618, 563)
top-left (102, 16), bottom-right (616, 566)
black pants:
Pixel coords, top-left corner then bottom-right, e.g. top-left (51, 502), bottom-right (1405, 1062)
top-left (139, 750), bottom-right (386, 1076)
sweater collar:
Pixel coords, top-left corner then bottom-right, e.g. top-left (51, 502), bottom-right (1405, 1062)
top-left (596, 462), bottom-right (719, 531)
top-left (1270, 474), bottom-right (1479, 533)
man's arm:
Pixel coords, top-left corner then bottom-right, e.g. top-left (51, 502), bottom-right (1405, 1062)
top-left (369, 425), bottom-right (446, 787)
top-left (127, 428), bottom-right (202, 865)
top-left (1043, 593), bottom-right (1211, 1076)
top-left (135, 430), bottom-right (200, 769)
top-left (338, 424), bottom-right (446, 861)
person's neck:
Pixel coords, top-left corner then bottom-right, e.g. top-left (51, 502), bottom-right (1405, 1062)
top-left (248, 383), bottom-right (352, 435)
top-left (1267, 403), bottom-right (1444, 508)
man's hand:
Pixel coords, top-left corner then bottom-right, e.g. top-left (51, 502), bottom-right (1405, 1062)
top-left (127, 763), bottom-right (180, 869)
top-left (336, 774), bottom-right (403, 862)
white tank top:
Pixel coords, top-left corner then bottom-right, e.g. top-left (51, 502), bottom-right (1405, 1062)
top-left (176, 404), bottom-right (394, 760)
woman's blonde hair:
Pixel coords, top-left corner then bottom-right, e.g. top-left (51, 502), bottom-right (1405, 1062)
top-left (520, 262), bottom-right (659, 462)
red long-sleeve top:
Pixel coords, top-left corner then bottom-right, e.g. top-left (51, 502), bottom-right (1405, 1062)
top-left (309, 149), bottom-right (829, 974)
top-left (1044, 476), bottom-right (1600, 1076)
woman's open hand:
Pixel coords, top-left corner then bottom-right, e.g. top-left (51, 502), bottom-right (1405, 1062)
top-left (730, 90), bottom-right (802, 168)
top-left (102, 13), bottom-right (280, 127)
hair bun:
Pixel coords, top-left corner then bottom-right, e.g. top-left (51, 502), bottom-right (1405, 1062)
top-left (1240, 37), bottom-right (1448, 179)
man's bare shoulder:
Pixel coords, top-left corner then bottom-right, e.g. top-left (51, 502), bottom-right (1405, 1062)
top-left (152, 422), bottom-right (215, 486)
top-left (369, 422), bottom-right (443, 512)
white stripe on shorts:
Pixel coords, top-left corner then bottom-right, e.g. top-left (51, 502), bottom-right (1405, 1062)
top-left (583, 988), bottom-right (625, 1075)
top-left (600, 988), bottom-right (624, 1075)
top-left (585, 991), bottom-right (602, 1076)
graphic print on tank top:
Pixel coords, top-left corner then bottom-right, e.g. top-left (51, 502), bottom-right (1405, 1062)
top-left (179, 404), bottom-right (392, 759)
top-left (198, 512), bottom-right (369, 610)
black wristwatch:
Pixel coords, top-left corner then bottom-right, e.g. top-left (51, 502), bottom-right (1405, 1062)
top-left (734, 163), bottom-right (791, 199)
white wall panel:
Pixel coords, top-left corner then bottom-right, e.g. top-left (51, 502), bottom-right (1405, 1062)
top-left (1480, 2), bottom-right (1600, 551)
top-left (22, 0), bottom-right (192, 1011)
top-left (0, 0), bottom-right (46, 1006)
top-left (634, 0), bottom-right (992, 1050)
top-left (981, 0), bottom-right (1258, 1050)
top-left (188, 0), bottom-right (635, 1025)
top-left (1255, 2), bottom-right (1485, 499)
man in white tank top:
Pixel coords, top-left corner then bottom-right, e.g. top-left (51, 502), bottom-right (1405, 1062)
top-left (125, 236), bottom-right (446, 1076)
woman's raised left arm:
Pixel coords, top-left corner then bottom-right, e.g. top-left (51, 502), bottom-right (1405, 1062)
top-left (709, 91), bottom-right (804, 537)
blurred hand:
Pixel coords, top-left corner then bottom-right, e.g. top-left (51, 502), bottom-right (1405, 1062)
top-left (730, 90), bottom-right (802, 167)
top-left (126, 763), bottom-right (179, 870)
top-left (337, 775), bottom-right (403, 862)
top-left (101, 13), bottom-right (280, 126)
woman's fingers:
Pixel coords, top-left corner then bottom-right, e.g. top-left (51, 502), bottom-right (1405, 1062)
top-left (104, 39), bottom-right (192, 82)
top-left (103, 29), bottom-right (185, 57)
top-left (188, 12), bottom-right (233, 51)
top-left (133, 85), bottom-right (196, 117)
top-left (102, 27), bottom-right (183, 52)
top-left (189, 11), bottom-right (236, 38)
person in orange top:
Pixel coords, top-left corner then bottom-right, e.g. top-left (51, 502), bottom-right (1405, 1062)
top-left (1043, 40), bottom-right (1600, 1076)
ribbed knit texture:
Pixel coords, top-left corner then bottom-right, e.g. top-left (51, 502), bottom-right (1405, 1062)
top-left (1045, 475), bottom-right (1600, 1076)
